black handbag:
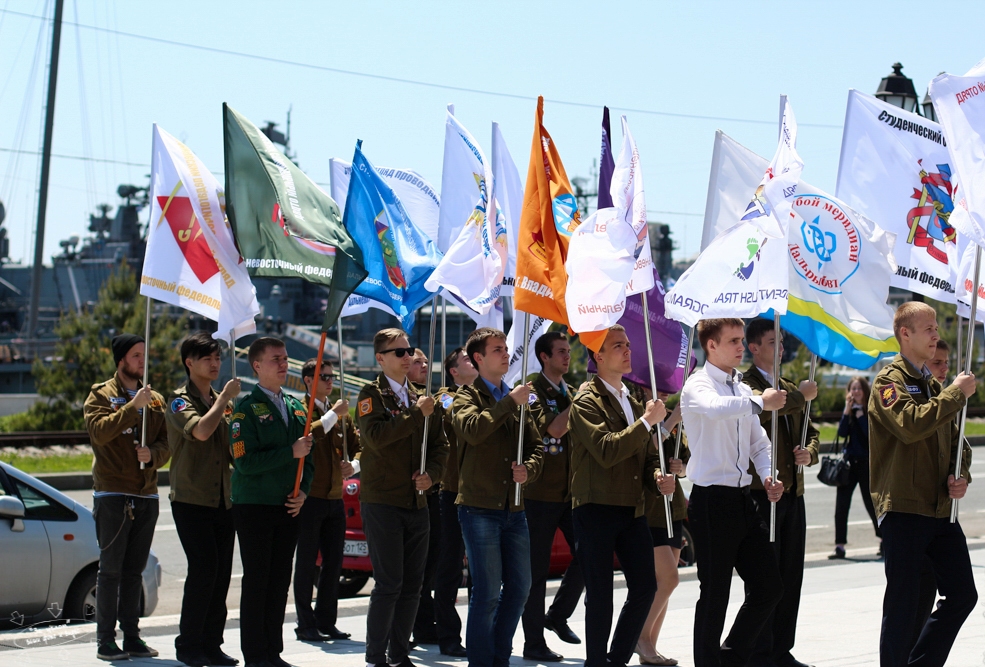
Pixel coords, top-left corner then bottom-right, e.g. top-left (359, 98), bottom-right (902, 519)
top-left (817, 434), bottom-right (852, 487)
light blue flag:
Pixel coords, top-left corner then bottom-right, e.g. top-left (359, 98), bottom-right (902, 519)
top-left (342, 141), bottom-right (443, 332)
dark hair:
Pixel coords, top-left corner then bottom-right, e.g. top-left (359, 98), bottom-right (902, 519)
top-left (745, 318), bottom-right (779, 347)
top-left (373, 327), bottom-right (408, 354)
top-left (935, 339), bottom-right (950, 353)
top-left (180, 332), bottom-right (222, 376)
top-left (444, 347), bottom-right (465, 387)
top-left (248, 336), bottom-right (286, 371)
top-left (535, 331), bottom-right (566, 367)
top-left (466, 327), bottom-right (507, 369)
top-left (697, 318), bottom-right (745, 353)
top-left (847, 376), bottom-right (871, 416)
top-left (301, 357), bottom-right (333, 379)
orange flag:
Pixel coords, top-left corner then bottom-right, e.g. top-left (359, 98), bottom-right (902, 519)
top-left (514, 97), bottom-right (606, 350)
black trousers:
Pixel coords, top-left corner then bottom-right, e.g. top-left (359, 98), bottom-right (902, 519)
top-left (572, 503), bottom-right (655, 667)
top-left (361, 501), bottom-right (430, 665)
top-left (880, 512), bottom-right (978, 667)
top-left (171, 500), bottom-right (235, 653)
top-left (688, 485), bottom-right (783, 667)
top-left (522, 499), bottom-right (584, 650)
top-left (233, 504), bottom-right (300, 664)
top-left (434, 490), bottom-right (467, 649)
top-left (293, 496), bottom-right (346, 631)
top-left (833, 456), bottom-right (880, 544)
top-left (413, 490), bottom-right (442, 640)
top-left (747, 491), bottom-right (806, 664)
top-left (93, 495), bottom-right (159, 644)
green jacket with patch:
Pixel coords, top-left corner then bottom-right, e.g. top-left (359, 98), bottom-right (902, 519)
top-left (230, 385), bottom-right (313, 506)
top-left (868, 354), bottom-right (970, 519)
top-left (436, 386), bottom-right (462, 493)
top-left (742, 365), bottom-right (820, 497)
top-left (165, 381), bottom-right (234, 509)
top-left (525, 373), bottom-right (573, 503)
top-left (644, 429), bottom-right (690, 528)
top-left (356, 373), bottom-right (448, 510)
top-left (452, 377), bottom-right (543, 511)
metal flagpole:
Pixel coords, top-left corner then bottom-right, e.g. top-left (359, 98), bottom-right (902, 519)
top-left (953, 245), bottom-right (981, 522)
top-left (641, 291), bottom-right (674, 537)
top-left (515, 312), bottom-right (531, 506)
top-left (796, 354), bottom-right (817, 475)
top-left (420, 297), bottom-right (439, 494)
top-left (440, 297), bottom-right (447, 386)
top-left (229, 330), bottom-right (236, 381)
top-left (956, 314), bottom-right (964, 375)
top-left (770, 312), bottom-right (781, 542)
top-left (337, 319), bottom-right (349, 463)
top-left (139, 297), bottom-right (152, 469)
top-left (673, 326), bottom-right (695, 461)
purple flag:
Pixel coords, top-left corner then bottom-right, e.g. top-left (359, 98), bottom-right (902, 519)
top-left (588, 266), bottom-right (694, 394)
top-left (597, 107), bottom-right (615, 209)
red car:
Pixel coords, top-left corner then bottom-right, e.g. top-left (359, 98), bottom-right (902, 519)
top-left (331, 474), bottom-right (694, 598)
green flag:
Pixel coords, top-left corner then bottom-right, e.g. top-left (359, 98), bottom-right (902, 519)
top-left (223, 103), bottom-right (366, 329)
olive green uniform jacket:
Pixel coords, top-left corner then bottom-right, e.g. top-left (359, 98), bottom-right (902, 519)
top-left (868, 355), bottom-right (970, 519)
top-left (307, 396), bottom-right (361, 501)
top-left (436, 386), bottom-right (462, 493)
top-left (742, 366), bottom-right (820, 496)
top-left (165, 381), bottom-right (233, 509)
top-left (356, 373), bottom-right (448, 510)
top-left (84, 373), bottom-right (169, 497)
top-left (230, 385), bottom-right (314, 506)
top-left (452, 377), bottom-right (544, 511)
top-left (644, 429), bottom-right (690, 528)
top-left (567, 377), bottom-right (659, 518)
top-left (525, 373), bottom-right (573, 504)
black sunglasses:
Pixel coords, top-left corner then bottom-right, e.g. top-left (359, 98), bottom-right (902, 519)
top-left (318, 373), bottom-right (334, 382)
top-left (380, 347), bottom-right (416, 358)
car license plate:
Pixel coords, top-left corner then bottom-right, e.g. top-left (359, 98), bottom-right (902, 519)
top-left (343, 540), bottom-right (369, 557)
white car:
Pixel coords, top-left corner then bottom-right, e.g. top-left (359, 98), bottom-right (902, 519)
top-left (0, 461), bottom-right (161, 626)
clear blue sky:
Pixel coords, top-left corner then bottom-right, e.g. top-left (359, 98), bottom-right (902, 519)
top-left (2, 0), bottom-right (984, 266)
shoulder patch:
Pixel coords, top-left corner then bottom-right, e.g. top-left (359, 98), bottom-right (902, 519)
top-left (171, 397), bottom-right (189, 413)
top-left (440, 393), bottom-right (454, 409)
top-left (359, 398), bottom-right (372, 416)
top-left (294, 409), bottom-right (306, 417)
top-left (251, 403), bottom-right (270, 416)
top-left (231, 422), bottom-right (241, 439)
top-left (528, 392), bottom-right (538, 405)
top-left (880, 384), bottom-right (899, 407)
top-left (231, 412), bottom-right (246, 420)
top-left (232, 441), bottom-right (245, 458)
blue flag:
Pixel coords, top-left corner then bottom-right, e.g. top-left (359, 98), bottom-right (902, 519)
top-left (342, 141), bottom-right (443, 332)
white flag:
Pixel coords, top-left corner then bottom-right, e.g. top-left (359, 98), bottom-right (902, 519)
top-left (424, 112), bottom-right (507, 315)
top-left (701, 130), bottom-right (769, 250)
top-left (748, 97), bottom-right (804, 239)
top-left (954, 217), bottom-right (985, 323)
top-left (836, 89), bottom-right (958, 302)
top-left (505, 310), bottom-right (552, 386)
top-left (142, 125), bottom-right (259, 343)
top-left (491, 123), bottom-right (523, 296)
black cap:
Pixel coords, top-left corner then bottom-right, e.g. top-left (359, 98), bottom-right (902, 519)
top-left (112, 334), bottom-right (144, 366)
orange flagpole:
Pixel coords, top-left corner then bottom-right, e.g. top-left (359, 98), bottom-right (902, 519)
top-left (293, 330), bottom-right (327, 498)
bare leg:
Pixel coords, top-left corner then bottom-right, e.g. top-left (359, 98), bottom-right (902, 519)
top-left (637, 546), bottom-right (681, 659)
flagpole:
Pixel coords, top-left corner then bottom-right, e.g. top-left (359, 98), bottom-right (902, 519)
top-left (337, 319), bottom-right (349, 463)
top-left (420, 297), bottom-right (439, 495)
top-left (229, 329), bottom-right (236, 381)
top-left (956, 314), bottom-right (964, 374)
top-left (769, 312), bottom-right (781, 542)
top-left (672, 326), bottom-right (695, 461)
top-left (294, 331), bottom-right (327, 498)
top-left (139, 297), bottom-right (152, 470)
top-left (641, 291), bottom-right (674, 538)
top-left (440, 296), bottom-right (447, 386)
top-left (796, 353), bottom-right (817, 475)
top-left (515, 311), bottom-right (531, 506)
top-left (952, 245), bottom-right (981, 523)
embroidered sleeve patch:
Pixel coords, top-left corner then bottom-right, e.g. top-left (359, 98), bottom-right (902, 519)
top-left (231, 422), bottom-right (241, 439)
top-left (880, 384), bottom-right (899, 407)
top-left (171, 397), bottom-right (188, 413)
top-left (294, 409), bottom-right (306, 417)
top-left (232, 412), bottom-right (246, 420)
top-left (232, 441), bottom-right (246, 458)
top-left (359, 398), bottom-right (372, 416)
top-left (439, 393), bottom-right (454, 410)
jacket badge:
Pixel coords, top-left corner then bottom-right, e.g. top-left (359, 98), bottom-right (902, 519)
top-left (231, 422), bottom-right (241, 439)
top-left (232, 441), bottom-right (245, 458)
top-left (528, 392), bottom-right (538, 405)
top-left (905, 384), bottom-right (921, 394)
top-left (110, 396), bottom-right (127, 411)
top-left (440, 393), bottom-right (454, 410)
top-left (294, 409), bottom-right (306, 417)
top-left (359, 398), bottom-right (372, 416)
top-left (171, 398), bottom-right (188, 413)
top-left (251, 403), bottom-right (269, 416)
top-left (880, 384), bottom-right (899, 407)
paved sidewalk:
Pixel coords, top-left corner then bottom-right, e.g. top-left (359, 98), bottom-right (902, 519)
top-left (3, 544), bottom-right (984, 666)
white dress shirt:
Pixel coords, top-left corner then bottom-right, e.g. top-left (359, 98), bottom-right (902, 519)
top-left (598, 377), bottom-right (651, 432)
top-left (680, 363), bottom-right (772, 487)
top-left (386, 374), bottom-right (411, 408)
top-left (313, 397), bottom-right (339, 432)
top-left (756, 366), bottom-right (775, 387)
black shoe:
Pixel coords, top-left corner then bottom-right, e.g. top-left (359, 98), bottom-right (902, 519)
top-left (97, 641), bottom-right (129, 661)
top-left (775, 657), bottom-right (815, 667)
top-left (390, 659), bottom-right (415, 667)
top-left (123, 637), bottom-right (159, 658)
top-left (523, 646), bottom-right (564, 662)
top-left (205, 648), bottom-right (240, 666)
top-left (318, 625), bottom-right (351, 640)
top-left (295, 627), bottom-right (328, 642)
top-left (544, 616), bottom-right (581, 644)
top-left (176, 649), bottom-right (210, 667)
top-left (827, 545), bottom-right (846, 560)
top-left (267, 657), bottom-right (298, 667)
top-left (243, 662), bottom-right (275, 667)
top-left (440, 643), bottom-right (468, 657)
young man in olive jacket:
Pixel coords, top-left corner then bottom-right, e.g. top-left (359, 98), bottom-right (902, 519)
top-left (453, 327), bottom-right (544, 667)
top-left (868, 302), bottom-right (977, 667)
top-left (85, 333), bottom-right (170, 662)
top-left (521, 331), bottom-right (584, 662)
top-left (165, 332), bottom-right (241, 667)
top-left (293, 358), bottom-right (357, 643)
top-left (742, 319), bottom-right (819, 667)
top-left (357, 328), bottom-right (448, 667)
top-left (567, 325), bottom-right (671, 667)
top-left (231, 337), bottom-right (314, 667)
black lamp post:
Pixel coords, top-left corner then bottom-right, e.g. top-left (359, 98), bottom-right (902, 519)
top-left (875, 62), bottom-right (920, 113)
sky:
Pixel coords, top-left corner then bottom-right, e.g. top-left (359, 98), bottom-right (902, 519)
top-left (1, 0), bottom-right (984, 267)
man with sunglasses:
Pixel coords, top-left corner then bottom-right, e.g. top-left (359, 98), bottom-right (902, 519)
top-left (293, 358), bottom-right (359, 643)
top-left (357, 328), bottom-right (448, 667)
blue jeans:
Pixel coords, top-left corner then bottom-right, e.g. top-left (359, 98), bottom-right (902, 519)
top-left (458, 505), bottom-right (532, 667)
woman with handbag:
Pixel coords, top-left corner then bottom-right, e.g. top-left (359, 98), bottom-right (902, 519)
top-left (828, 376), bottom-right (881, 559)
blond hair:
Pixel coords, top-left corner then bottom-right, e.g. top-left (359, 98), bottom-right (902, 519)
top-left (893, 302), bottom-right (936, 341)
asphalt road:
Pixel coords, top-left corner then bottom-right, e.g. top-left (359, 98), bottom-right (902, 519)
top-left (61, 450), bottom-right (985, 617)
